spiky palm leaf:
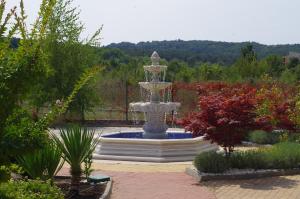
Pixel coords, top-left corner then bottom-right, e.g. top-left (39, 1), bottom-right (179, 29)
top-left (17, 140), bottom-right (64, 181)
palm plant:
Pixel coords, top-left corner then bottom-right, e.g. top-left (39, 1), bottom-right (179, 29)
top-left (17, 140), bottom-right (64, 181)
top-left (52, 125), bottom-right (100, 196)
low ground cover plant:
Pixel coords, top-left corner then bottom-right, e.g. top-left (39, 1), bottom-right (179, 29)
top-left (0, 180), bottom-right (64, 199)
top-left (194, 142), bottom-right (300, 173)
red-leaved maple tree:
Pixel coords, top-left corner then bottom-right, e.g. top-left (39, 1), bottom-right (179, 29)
top-left (255, 83), bottom-right (297, 131)
top-left (177, 83), bottom-right (258, 155)
top-left (177, 82), bottom-right (300, 155)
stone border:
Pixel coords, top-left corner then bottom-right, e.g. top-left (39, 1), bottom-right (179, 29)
top-left (185, 167), bottom-right (300, 182)
top-left (99, 179), bottom-right (113, 199)
top-left (54, 176), bottom-right (113, 199)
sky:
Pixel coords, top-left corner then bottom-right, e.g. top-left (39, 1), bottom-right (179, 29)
top-left (6, 0), bottom-right (300, 45)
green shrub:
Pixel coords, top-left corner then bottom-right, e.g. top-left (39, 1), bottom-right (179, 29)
top-left (267, 142), bottom-right (300, 169)
top-left (194, 152), bottom-right (230, 173)
top-left (2, 109), bottom-right (48, 157)
top-left (194, 142), bottom-right (300, 173)
top-left (230, 150), bottom-right (268, 170)
top-left (0, 164), bottom-right (23, 182)
top-left (0, 180), bottom-right (64, 199)
top-left (248, 130), bottom-right (279, 144)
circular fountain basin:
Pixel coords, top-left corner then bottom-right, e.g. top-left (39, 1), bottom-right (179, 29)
top-left (93, 131), bottom-right (219, 162)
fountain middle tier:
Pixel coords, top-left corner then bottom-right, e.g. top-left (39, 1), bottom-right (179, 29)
top-left (130, 102), bottom-right (180, 113)
top-left (139, 82), bottom-right (172, 92)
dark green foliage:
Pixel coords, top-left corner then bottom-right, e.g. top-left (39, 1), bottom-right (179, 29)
top-left (1, 109), bottom-right (48, 158)
top-left (195, 142), bottom-right (300, 173)
top-left (0, 0), bottom-right (56, 133)
top-left (248, 130), bottom-right (279, 144)
top-left (30, 0), bottom-right (102, 120)
top-left (0, 180), bottom-right (64, 199)
top-left (17, 140), bottom-right (64, 181)
top-left (0, 164), bottom-right (23, 182)
top-left (194, 152), bottom-right (229, 173)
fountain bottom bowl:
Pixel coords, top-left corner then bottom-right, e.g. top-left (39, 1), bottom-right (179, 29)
top-left (93, 131), bottom-right (219, 162)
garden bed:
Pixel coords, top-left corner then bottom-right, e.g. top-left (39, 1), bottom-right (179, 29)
top-left (54, 176), bottom-right (112, 199)
top-left (189, 142), bottom-right (300, 181)
top-left (186, 167), bottom-right (300, 182)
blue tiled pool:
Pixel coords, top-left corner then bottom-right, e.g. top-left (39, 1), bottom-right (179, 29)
top-left (102, 132), bottom-right (193, 139)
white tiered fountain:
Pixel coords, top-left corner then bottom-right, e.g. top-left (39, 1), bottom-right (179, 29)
top-left (130, 51), bottom-right (180, 139)
top-left (93, 52), bottom-right (218, 162)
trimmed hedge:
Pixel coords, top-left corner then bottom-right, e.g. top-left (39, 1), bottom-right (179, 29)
top-left (0, 180), bottom-right (64, 199)
top-left (194, 151), bottom-right (230, 173)
top-left (194, 142), bottom-right (300, 173)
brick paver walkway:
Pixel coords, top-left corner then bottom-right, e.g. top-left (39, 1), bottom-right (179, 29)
top-left (103, 171), bottom-right (216, 199)
top-left (203, 175), bottom-right (300, 199)
top-left (59, 160), bottom-right (300, 199)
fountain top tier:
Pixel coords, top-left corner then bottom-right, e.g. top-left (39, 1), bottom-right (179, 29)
top-left (138, 51), bottom-right (174, 102)
top-left (143, 51), bottom-right (168, 74)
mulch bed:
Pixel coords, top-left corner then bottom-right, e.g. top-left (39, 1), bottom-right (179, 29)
top-left (55, 178), bottom-right (106, 199)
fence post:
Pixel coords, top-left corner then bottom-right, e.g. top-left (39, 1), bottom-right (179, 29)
top-left (125, 80), bottom-right (129, 121)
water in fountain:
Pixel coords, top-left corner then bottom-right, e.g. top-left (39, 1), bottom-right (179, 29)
top-left (129, 51), bottom-right (180, 139)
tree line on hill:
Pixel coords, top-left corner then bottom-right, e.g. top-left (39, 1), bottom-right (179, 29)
top-left (99, 43), bottom-right (300, 84)
top-left (106, 40), bottom-right (300, 65)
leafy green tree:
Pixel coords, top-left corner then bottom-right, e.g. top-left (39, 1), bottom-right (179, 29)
top-left (279, 69), bottom-right (297, 84)
top-left (195, 63), bottom-right (224, 81)
top-left (30, 0), bottom-right (102, 121)
top-left (241, 44), bottom-right (256, 62)
top-left (264, 55), bottom-right (285, 77)
top-left (231, 44), bottom-right (265, 82)
top-left (0, 0), bottom-right (101, 183)
top-left (288, 57), bottom-right (300, 69)
top-left (0, 0), bottom-right (55, 133)
top-left (166, 60), bottom-right (192, 82)
top-left (0, 0), bottom-right (57, 165)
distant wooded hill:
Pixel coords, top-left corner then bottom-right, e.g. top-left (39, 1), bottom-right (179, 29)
top-left (106, 40), bottom-right (300, 65)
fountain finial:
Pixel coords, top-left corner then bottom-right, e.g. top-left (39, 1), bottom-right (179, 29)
top-left (151, 51), bottom-right (160, 65)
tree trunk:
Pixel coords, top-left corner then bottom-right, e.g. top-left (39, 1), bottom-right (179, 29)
top-left (69, 173), bottom-right (81, 196)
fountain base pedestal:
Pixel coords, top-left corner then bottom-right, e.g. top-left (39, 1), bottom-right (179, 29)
top-left (142, 114), bottom-right (168, 139)
top-left (94, 131), bottom-right (219, 162)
